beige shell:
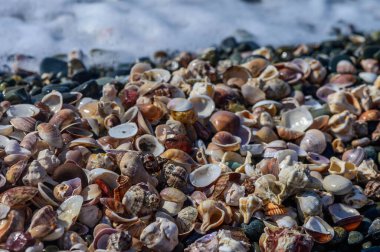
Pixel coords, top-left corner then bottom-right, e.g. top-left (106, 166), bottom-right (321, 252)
top-left (159, 187), bottom-right (187, 216)
top-left (140, 218), bottom-right (179, 252)
top-left (10, 117), bottom-right (36, 132)
top-left (223, 183), bottom-right (245, 207)
top-left (197, 199), bottom-right (225, 233)
top-left (37, 149), bottom-right (61, 174)
top-left (328, 157), bottom-right (357, 180)
top-left (328, 110), bottom-right (356, 142)
top-left (357, 159), bottom-right (378, 183)
top-left (239, 194), bottom-right (263, 224)
top-left (53, 178), bottom-right (82, 202)
top-left (278, 161), bottom-right (311, 195)
top-left (189, 164), bottom-right (221, 188)
top-left (188, 94), bottom-right (215, 119)
top-left (108, 122), bottom-right (138, 139)
top-left (41, 90), bottom-right (63, 114)
top-left (119, 151), bottom-right (158, 186)
top-left (6, 104), bottom-right (40, 117)
top-left (241, 84), bottom-right (266, 105)
top-left (254, 174), bottom-right (286, 205)
top-left (176, 206), bottom-right (198, 236)
top-left (27, 205), bottom-right (57, 239)
top-left (22, 160), bottom-right (52, 186)
top-left (57, 195), bottom-right (83, 230)
top-left (327, 91), bottom-right (362, 116)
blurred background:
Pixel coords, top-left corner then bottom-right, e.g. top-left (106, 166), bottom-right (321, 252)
top-left (0, 0), bottom-right (380, 65)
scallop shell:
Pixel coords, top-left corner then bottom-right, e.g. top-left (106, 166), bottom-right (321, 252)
top-left (57, 195), bottom-right (83, 230)
top-left (189, 164), bottom-right (221, 188)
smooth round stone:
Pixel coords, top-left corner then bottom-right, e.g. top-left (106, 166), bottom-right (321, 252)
top-left (323, 174), bottom-right (353, 195)
top-left (348, 231), bottom-right (364, 245)
top-left (241, 219), bottom-right (265, 242)
top-left (40, 57), bottom-right (68, 75)
top-left (72, 79), bottom-right (100, 99)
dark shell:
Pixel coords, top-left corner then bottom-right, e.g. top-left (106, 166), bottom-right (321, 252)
top-left (52, 162), bottom-right (88, 187)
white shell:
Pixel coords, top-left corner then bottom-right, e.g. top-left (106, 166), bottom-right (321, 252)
top-left (188, 95), bottom-right (215, 119)
top-left (57, 195), bottom-right (83, 230)
top-left (108, 122), bottom-right (138, 139)
top-left (167, 98), bottom-right (193, 112)
top-left (328, 203), bottom-right (360, 223)
top-left (135, 134), bottom-right (165, 157)
top-left (89, 168), bottom-right (119, 189)
top-left (6, 104), bottom-right (40, 117)
top-left (189, 164), bottom-right (221, 188)
top-left (281, 106), bottom-right (313, 132)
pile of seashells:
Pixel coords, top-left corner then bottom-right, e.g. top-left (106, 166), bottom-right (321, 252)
top-left (0, 32), bottom-right (380, 252)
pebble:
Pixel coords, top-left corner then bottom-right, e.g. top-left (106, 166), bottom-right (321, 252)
top-left (323, 174), bottom-right (353, 195)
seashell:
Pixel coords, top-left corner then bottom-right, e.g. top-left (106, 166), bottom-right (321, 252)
top-left (359, 109), bottom-right (380, 122)
top-left (254, 126), bottom-right (278, 143)
top-left (160, 187), bottom-right (187, 216)
top-left (161, 149), bottom-right (198, 171)
top-left (197, 199), bottom-right (225, 233)
top-left (69, 137), bottom-right (101, 148)
top-left (276, 126), bottom-right (304, 141)
top-left (264, 202), bottom-right (287, 216)
top-left (176, 206), bottom-right (198, 236)
top-left (0, 203), bottom-right (10, 220)
top-left (140, 218), bottom-right (178, 252)
top-left (281, 106), bottom-right (313, 132)
top-left (78, 205), bottom-right (102, 228)
top-left (108, 122), bottom-right (138, 139)
top-left (263, 78), bottom-right (291, 100)
top-left (358, 159), bottom-right (379, 183)
top-left (343, 185), bottom-right (372, 209)
top-left (188, 94), bottom-right (215, 119)
top-left (6, 158), bottom-right (28, 185)
top-left (223, 182), bottom-right (245, 207)
top-left (0, 124), bottom-right (13, 137)
top-left (57, 195), bottom-right (83, 230)
top-left (328, 157), bottom-right (357, 180)
top-left (342, 147), bottom-right (365, 166)
top-left (119, 151), bottom-right (158, 186)
top-left (211, 131), bottom-right (241, 152)
top-left (122, 182), bottom-right (160, 217)
top-left (106, 230), bottom-right (133, 252)
top-left (0, 186), bottom-right (38, 207)
top-left (365, 180), bottom-right (380, 201)
top-left (189, 81), bottom-right (215, 97)
top-left (27, 205), bottom-right (57, 239)
top-left (210, 110), bottom-right (241, 134)
top-left (53, 177), bottom-right (82, 202)
top-left (241, 84), bottom-right (266, 105)
top-left (137, 103), bottom-right (165, 124)
top-left (5, 139), bottom-right (31, 156)
top-left (9, 117), bottom-right (36, 133)
top-left (327, 91), bottom-right (362, 116)
top-left (22, 160), bottom-right (53, 186)
top-left (299, 129), bottom-right (327, 154)
top-left (164, 133), bottom-right (193, 153)
top-left (59, 230), bottom-right (87, 250)
top-left (254, 174), bottom-right (286, 205)
top-left (131, 62), bottom-right (152, 81)
top-left (189, 164), bottom-right (221, 188)
top-left (53, 162), bottom-right (88, 187)
top-left (141, 68), bottom-right (171, 83)
top-left (163, 163), bottom-right (188, 190)
top-left (0, 209), bottom-right (25, 242)
top-left (6, 104), bottom-right (40, 118)
top-left (41, 91), bottom-right (63, 114)
top-left (222, 65), bottom-right (251, 87)
top-left (135, 135), bottom-right (165, 157)
top-left (38, 149), bottom-right (60, 175)
top-left (328, 203), bottom-right (363, 231)
top-left (295, 191), bottom-right (322, 221)
top-left (239, 194), bottom-right (263, 224)
top-left (278, 161), bottom-right (311, 195)
top-left (303, 216), bottom-right (334, 244)
top-left (81, 184), bottom-right (102, 206)
top-left (328, 110), bottom-right (356, 142)
top-left (37, 123), bottom-right (63, 148)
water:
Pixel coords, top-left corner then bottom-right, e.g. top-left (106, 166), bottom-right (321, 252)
top-left (0, 0), bottom-right (379, 65)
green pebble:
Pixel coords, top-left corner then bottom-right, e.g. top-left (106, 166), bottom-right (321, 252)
top-left (227, 161), bottom-right (242, 170)
top-left (362, 241), bottom-right (372, 249)
top-left (241, 219), bottom-right (265, 242)
top-left (348, 231), bottom-right (364, 245)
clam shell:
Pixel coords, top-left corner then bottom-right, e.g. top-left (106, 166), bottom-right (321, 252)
top-left (189, 164), bottom-right (221, 188)
top-left (0, 125), bottom-right (13, 136)
top-left (281, 107), bottom-right (313, 132)
top-left (303, 216), bottom-right (334, 244)
top-left (10, 117), bottom-right (36, 132)
top-left (57, 195), bottom-right (83, 230)
top-left (89, 168), bottom-right (119, 190)
top-left (37, 123), bottom-right (63, 148)
top-left (6, 104), bottom-right (40, 117)
top-left (300, 129), bottom-right (327, 154)
top-left (41, 91), bottom-right (63, 114)
top-left (188, 95), bottom-right (215, 119)
top-left (135, 134), bottom-right (165, 157)
top-left (28, 205), bottom-right (57, 239)
top-left (167, 98), bottom-right (193, 112)
top-left (328, 203), bottom-right (363, 231)
top-left (211, 131), bottom-right (241, 151)
top-left (108, 122), bottom-right (138, 139)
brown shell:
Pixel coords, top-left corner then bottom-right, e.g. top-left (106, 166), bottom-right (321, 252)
top-left (359, 109), bottom-right (380, 122)
top-left (364, 180), bottom-right (380, 201)
top-left (163, 162), bottom-right (188, 190)
top-left (211, 173), bottom-right (242, 200)
top-left (0, 209), bottom-right (25, 242)
top-left (52, 162), bottom-right (88, 187)
top-left (37, 123), bottom-right (63, 148)
top-left (0, 186), bottom-right (38, 207)
top-left (49, 109), bottom-right (77, 129)
top-left (6, 158), bottom-right (28, 185)
top-left (113, 175), bottom-right (132, 202)
top-left (10, 117), bottom-right (37, 132)
top-left (122, 183), bottom-right (160, 217)
top-left (276, 126), bottom-right (304, 141)
top-left (27, 205), bottom-right (57, 239)
top-left (264, 202), bottom-right (287, 216)
top-left (209, 110), bottom-right (241, 134)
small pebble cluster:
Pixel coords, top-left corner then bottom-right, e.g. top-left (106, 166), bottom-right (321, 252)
top-left (0, 32), bottom-right (379, 252)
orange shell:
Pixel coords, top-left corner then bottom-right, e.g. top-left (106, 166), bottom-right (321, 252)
top-left (264, 202), bottom-right (287, 216)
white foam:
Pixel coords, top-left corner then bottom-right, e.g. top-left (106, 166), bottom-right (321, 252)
top-left (1, 0), bottom-right (380, 66)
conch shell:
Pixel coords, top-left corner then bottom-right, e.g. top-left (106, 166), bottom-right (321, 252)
top-left (197, 199), bottom-right (225, 233)
top-left (239, 194), bottom-right (263, 224)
